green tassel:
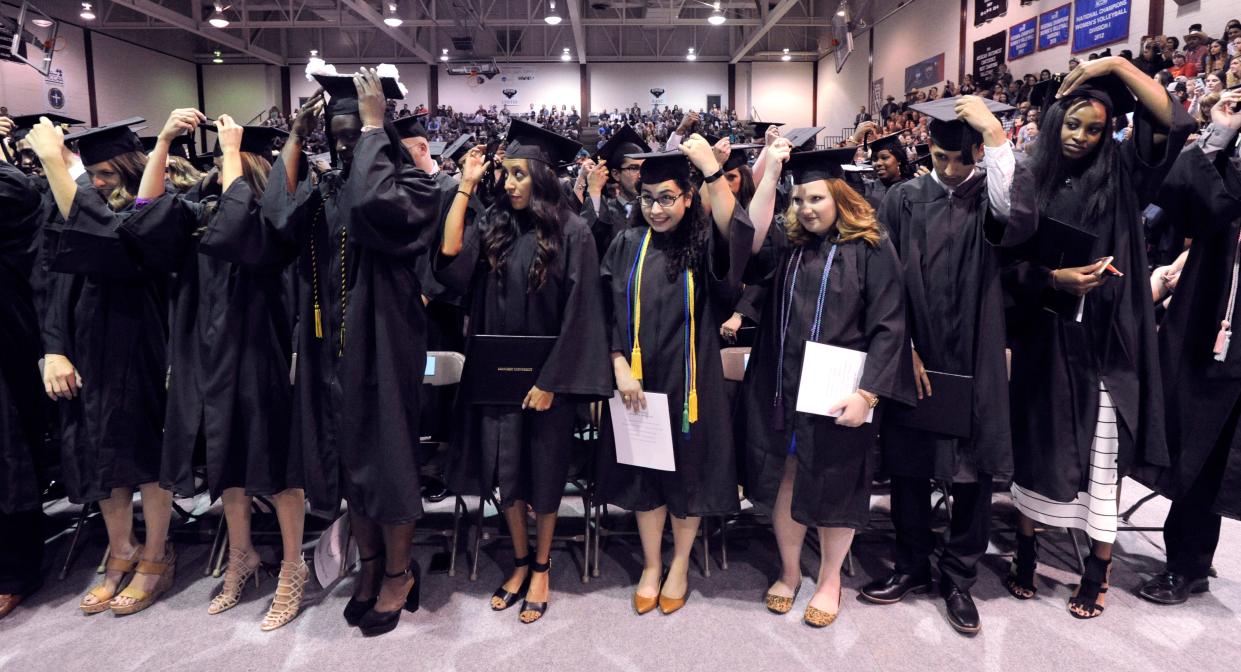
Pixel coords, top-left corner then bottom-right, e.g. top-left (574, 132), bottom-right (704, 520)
top-left (682, 403), bottom-right (690, 434)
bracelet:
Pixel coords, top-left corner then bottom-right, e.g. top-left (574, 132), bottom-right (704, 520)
top-left (456, 189), bottom-right (472, 199)
top-left (703, 167), bottom-right (725, 183)
top-left (856, 389), bottom-right (880, 408)
top-left (1050, 269), bottom-right (1060, 291)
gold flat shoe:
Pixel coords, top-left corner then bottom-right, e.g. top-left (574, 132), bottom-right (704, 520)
top-left (766, 585), bottom-right (801, 615)
top-left (803, 595), bottom-right (841, 628)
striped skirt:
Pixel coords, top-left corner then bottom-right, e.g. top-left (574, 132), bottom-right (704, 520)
top-left (1011, 381), bottom-right (1119, 544)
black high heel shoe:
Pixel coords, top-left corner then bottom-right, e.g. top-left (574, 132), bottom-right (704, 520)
top-left (358, 560), bottom-right (421, 637)
top-left (519, 559), bottom-right (551, 624)
top-left (491, 553), bottom-right (531, 611)
top-left (343, 553), bottom-right (383, 626)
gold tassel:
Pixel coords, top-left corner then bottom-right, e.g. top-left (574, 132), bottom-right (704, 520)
top-left (688, 388), bottom-right (698, 423)
top-left (313, 304), bottom-right (323, 339)
top-left (630, 347), bottom-right (643, 381)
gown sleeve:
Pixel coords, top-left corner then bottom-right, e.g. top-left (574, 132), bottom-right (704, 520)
top-left (200, 180), bottom-right (298, 269)
top-left (0, 164), bottom-right (43, 228)
top-left (1154, 144), bottom-right (1235, 240)
top-left (599, 230), bottom-right (631, 353)
top-left (433, 205), bottom-right (486, 300)
top-left (116, 193), bottom-right (204, 274)
top-left (707, 203), bottom-right (757, 297)
top-left (533, 219), bottom-right (613, 398)
top-left (1124, 94), bottom-right (1196, 205)
top-left (47, 188), bottom-right (147, 279)
top-left (259, 151), bottom-right (319, 247)
top-left (733, 283), bottom-right (768, 324)
top-left (340, 129), bottom-right (440, 257)
top-left (858, 237), bottom-right (916, 406)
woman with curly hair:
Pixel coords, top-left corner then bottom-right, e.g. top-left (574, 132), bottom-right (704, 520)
top-left (737, 145), bottom-right (912, 629)
top-left (437, 120), bottom-right (612, 625)
top-left (596, 133), bottom-right (756, 617)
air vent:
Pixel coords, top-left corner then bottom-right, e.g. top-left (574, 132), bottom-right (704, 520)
top-left (451, 35), bottom-right (473, 51)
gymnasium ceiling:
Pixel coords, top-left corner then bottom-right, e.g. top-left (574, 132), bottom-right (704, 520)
top-left (16, 0), bottom-right (912, 65)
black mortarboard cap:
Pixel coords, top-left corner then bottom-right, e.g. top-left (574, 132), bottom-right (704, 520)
top-left (630, 149), bottom-right (690, 184)
top-left (1065, 73), bottom-right (1136, 117)
top-left (428, 141), bottom-right (447, 158)
top-left (441, 133), bottom-right (474, 162)
top-left (314, 73), bottom-right (404, 118)
top-left (140, 134), bottom-right (197, 160)
top-left (781, 126), bottom-right (825, 152)
top-left (912, 96), bottom-right (1013, 153)
top-left (391, 113), bottom-right (428, 140)
top-left (1027, 76), bottom-right (1061, 111)
top-left (595, 124), bottom-right (650, 166)
top-left (8, 113), bottom-right (84, 130)
top-left (65, 117), bottom-right (146, 165)
top-left (867, 132), bottom-right (908, 163)
top-left (202, 124), bottom-right (288, 157)
top-left (783, 147), bottom-right (858, 184)
top-left (751, 121), bottom-right (784, 137)
top-left (504, 118), bottom-right (582, 166)
top-left (722, 142), bottom-right (762, 171)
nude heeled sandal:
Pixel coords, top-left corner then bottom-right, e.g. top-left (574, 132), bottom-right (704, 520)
top-left (260, 560), bottom-right (309, 631)
top-left (208, 547), bottom-right (262, 615)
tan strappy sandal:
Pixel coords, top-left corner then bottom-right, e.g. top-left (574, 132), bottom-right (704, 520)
top-left (260, 559), bottom-right (309, 631)
top-left (79, 545), bottom-right (143, 614)
top-left (110, 547), bottom-right (176, 616)
top-left (208, 547), bottom-right (263, 615)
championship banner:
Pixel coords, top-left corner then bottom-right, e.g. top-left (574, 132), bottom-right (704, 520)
top-left (1038, 4), bottom-right (1072, 51)
top-left (1009, 18), bottom-right (1037, 61)
top-left (973, 31), bottom-right (1006, 84)
top-left (1072, 0), bottom-right (1130, 54)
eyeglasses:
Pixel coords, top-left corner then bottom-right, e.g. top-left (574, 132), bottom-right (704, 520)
top-left (639, 192), bottom-right (684, 209)
top-left (619, 165), bottom-right (642, 173)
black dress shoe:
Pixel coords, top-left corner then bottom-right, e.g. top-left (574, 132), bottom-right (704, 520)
top-left (420, 477), bottom-right (450, 503)
top-left (860, 572), bottom-right (932, 605)
top-left (1138, 571), bottom-right (1210, 605)
top-left (941, 583), bottom-right (981, 635)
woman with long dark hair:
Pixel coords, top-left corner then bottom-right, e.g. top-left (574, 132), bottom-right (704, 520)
top-left (25, 117), bottom-right (174, 615)
top-left (437, 120), bottom-right (611, 625)
top-left (1002, 57), bottom-right (1193, 619)
top-left (597, 135), bottom-right (755, 616)
top-left (122, 112), bottom-right (306, 630)
top-left (738, 146), bottom-right (911, 628)
top-left (1204, 40), bottom-right (1229, 75)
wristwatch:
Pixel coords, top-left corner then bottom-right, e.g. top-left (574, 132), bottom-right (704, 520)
top-left (856, 389), bottom-right (880, 408)
top-left (360, 125), bottom-right (382, 134)
top-left (703, 167), bottom-right (725, 184)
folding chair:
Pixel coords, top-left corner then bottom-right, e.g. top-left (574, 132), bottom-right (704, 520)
top-left (417, 351), bottom-right (468, 577)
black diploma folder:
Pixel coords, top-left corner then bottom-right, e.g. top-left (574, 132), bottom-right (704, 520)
top-left (460, 334), bottom-right (557, 405)
top-left (1029, 215), bottom-right (1098, 318)
top-left (886, 370), bottom-right (974, 439)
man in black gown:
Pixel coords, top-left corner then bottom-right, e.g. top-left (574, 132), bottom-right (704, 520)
top-left (581, 124), bottom-right (649, 259)
top-left (862, 96), bottom-right (1019, 635)
top-left (1136, 91), bottom-right (1241, 605)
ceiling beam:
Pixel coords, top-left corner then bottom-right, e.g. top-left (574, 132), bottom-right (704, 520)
top-left (566, 0), bottom-right (586, 64)
top-left (337, 0), bottom-right (437, 64)
top-left (730, 0), bottom-right (799, 63)
top-left (109, 0), bottom-right (287, 64)
top-left (92, 18), bottom-right (845, 30)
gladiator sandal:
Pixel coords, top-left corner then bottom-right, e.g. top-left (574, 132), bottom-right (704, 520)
top-left (1004, 533), bottom-right (1039, 600)
top-left (1068, 555), bottom-right (1111, 620)
top-left (260, 559), bottom-right (309, 631)
top-left (208, 547), bottom-right (262, 615)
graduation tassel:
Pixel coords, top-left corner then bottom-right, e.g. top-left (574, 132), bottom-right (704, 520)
top-left (686, 270), bottom-right (698, 424)
top-left (772, 398), bottom-right (785, 432)
top-left (313, 304), bottom-right (323, 339)
top-left (1215, 320), bottom-right (1232, 362)
top-left (688, 388), bottom-right (699, 423)
top-left (628, 230), bottom-right (652, 382)
top-left (630, 346), bottom-right (644, 381)
top-left (682, 402), bottom-right (690, 435)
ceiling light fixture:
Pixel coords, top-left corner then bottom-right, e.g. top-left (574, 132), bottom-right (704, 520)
top-left (383, 2), bottom-right (403, 27)
top-left (781, 47), bottom-right (791, 61)
top-left (686, 47), bottom-right (697, 61)
top-left (440, 48), bottom-right (450, 62)
top-left (208, 3), bottom-right (231, 29)
top-left (212, 49), bottom-right (223, 64)
top-left (79, 3), bottom-right (95, 20)
top-left (560, 47), bottom-right (572, 62)
top-left (545, 0), bottom-right (562, 25)
top-left (310, 49), bottom-right (319, 57)
top-left (32, 17), bottom-right (54, 28)
top-left (708, 2), bottom-right (725, 25)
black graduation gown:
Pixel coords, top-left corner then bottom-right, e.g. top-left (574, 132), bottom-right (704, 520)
top-left (1003, 103), bottom-right (1193, 502)
top-left (42, 189), bottom-right (169, 503)
top-left (0, 164), bottom-right (49, 514)
top-left (117, 181), bottom-right (297, 500)
top-left (862, 176), bottom-right (905, 210)
top-left (435, 206), bottom-right (612, 514)
top-left (597, 208), bottom-right (755, 517)
top-left (1131, 143), bottom-right (1241, 519)
top-left (738, 226), bottom-right (914, 529)
top-left (877, 171), bottom-right (1014, 481)
top-left (260, 129), bottom-right (441, 524)
top-left (580, 193), bottom-right (633, 262)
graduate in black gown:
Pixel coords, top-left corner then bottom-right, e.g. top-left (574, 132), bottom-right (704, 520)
top-left (124, 111), bottom-right (308, 630)
top-left (598, 138), bottom-right (755, 616)
top-left (738, 145), bottom-right (913, 629)
top-left (0, 135), bottom-right (49, 620)
top-left (861, 96), bottom-right (1020, 636)
top-left (860, 131), bottom-right (914, 209)
top-left (1134, 92), bottom-right (1241, 605)
top-left (25, 116), bottom-right (176, 616)
top-left (262, 68), bottom-right (440, 636)
top-left (581, 124), bottom-right (650, 261)
top-left (437, 120), bottom-right (611, 624)
top-left (1001, 57), bottom-right (1193, 620)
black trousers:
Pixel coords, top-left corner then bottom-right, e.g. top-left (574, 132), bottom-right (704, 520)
top-left (891, 474), bottom-right (993, 591)
top-left (1163, 428), bottom-right (1231, 580)
top-left (0, 509), bottom-right (44, 596)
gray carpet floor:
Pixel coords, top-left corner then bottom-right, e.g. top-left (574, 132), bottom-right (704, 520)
top-left (1, 480), bottom-right (1239, 672)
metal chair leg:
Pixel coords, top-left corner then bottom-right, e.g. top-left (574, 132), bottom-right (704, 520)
top-left (204, 513), bottom-right (227, 576)
top-left (1067, 527), bottom-right (1087, 575)
top-left (581, 488), bottom-right (592, 584)
top-left (95, 544), bottom-right (110, 574)
top-left (719, 515), bottom-right (729, 570)
top-left (843, 546), bottom-right (856, 577)
top-left (469, 500), bottom-right (485, 581)
top-left (700, 519), bottom-right (712, 578)
top-left (448, 496), bottom-right (464, 578)
top-left (58, 503), bottom-right (94, 580)
top-left (592, 504), bottom-right (602, 578)
top-left (212, 537), bottom-right (229, 578)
